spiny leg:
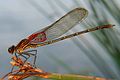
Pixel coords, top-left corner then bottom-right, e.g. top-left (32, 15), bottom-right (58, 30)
top-left (10, 53), bottom-right (23, 73)
top-left (23, 50), bottom-right (37, 67)
top-left (11, 50), bottom-right (37, 70)
top-left (20, 53), bottom-right (30, 64)
top-left (10, 53), bottom-right (19, 72)
top-left (10, 53), bottom-right (31, 74)
top-left (14, 54), bottom-right (30, 74)
top-left (10, 65), bottom-right (14, 73)
top-left (28, 50), bottom-right (37, 67)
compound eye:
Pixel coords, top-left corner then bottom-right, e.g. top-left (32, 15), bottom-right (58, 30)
top-left (8, 45), bottom-right (15, 54)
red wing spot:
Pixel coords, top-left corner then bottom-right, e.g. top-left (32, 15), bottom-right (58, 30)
top-left (28, 31), bottom-right (47, 42)
top-left (28, 33), bottom-right (38, 41)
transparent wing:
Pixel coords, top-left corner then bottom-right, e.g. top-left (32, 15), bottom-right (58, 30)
top-left (27, 8), bottom-right (88, 43)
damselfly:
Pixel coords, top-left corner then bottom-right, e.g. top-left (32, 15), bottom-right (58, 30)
top-left (8, 8), bottom-right (114, 66)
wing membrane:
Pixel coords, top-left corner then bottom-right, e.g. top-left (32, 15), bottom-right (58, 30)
top-left (28, 8), bottom-right (88, 43)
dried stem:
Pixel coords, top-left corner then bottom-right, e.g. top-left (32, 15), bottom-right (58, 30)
top-left (1, 56), bottom-right (113, 80)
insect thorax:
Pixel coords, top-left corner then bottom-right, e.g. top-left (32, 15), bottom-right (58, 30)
top-left (15, 39), bottom-right (30, 53)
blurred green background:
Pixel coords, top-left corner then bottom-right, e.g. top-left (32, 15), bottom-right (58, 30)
top-left (0, 0), bottom-right (120, 80)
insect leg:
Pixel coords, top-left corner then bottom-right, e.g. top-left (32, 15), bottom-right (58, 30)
top-left (20, 53), bottom-right (30, 65)
top-left (10, 53), bottom-right (19, 72)
top-left (24, 50), bottom-right (37, 67)
top-left (10, 65), bottom-right (14, 73)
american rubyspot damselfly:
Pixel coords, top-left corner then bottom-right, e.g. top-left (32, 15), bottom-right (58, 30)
top-left (8, 7), bottom-right (114, 67)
